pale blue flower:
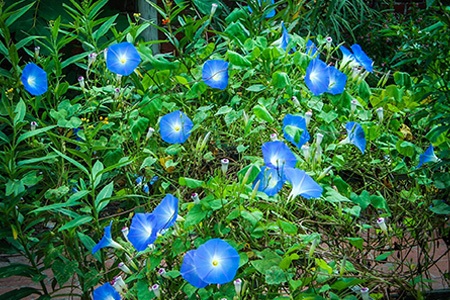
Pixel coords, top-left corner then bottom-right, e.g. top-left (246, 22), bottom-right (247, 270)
top-left (262, 141), bottom-right (297, 170)
top-left (345, 122), bottom-right (366, 154)
top-left (285, 168), bottom-right (323, 200)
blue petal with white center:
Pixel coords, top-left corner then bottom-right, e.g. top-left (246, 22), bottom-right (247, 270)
top-left (106, 42), bottom-right (141, 76)
top-left (128, 213), bottom-right (158, 252)
top-left (194, 239), bottom-right (240, 284)
top-left (262, 141), bottom-right (297, 170)
top-left (180, 250), bottom-right (209, 288)
top-left (253, 166), bottom-right (285, 196)
top-left (283, 114), bottom-right (310, 149)
top-left (93, 282), bottom-right (121, 300)
top-left (92, 221), bottom-right (124, 254)
top-left (160, 110), bottom-right (194, 144)
top-left (305, 58), bottom-right (329, 96)
top-left (21, 63), bottom-right (48, 96)
top-left (351, 44), bottom-right (373, 72)
top-left (417, 145), bottom-right (439, 168)
top-left (285, 168), bottom-right (323, 200)
top-left (202, 60), bottom-right (229, 90)
top-left (345, 122), bottom-right (366, 154)
top-left (327, 66), bottom-right (347, 95)
top-left (152, 194), bottom-right (178, 233)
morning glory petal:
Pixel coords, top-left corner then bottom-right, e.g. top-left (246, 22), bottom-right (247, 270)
top-left (92, 221), bottom-right (124, 254)
top-left (202, 60), bottom-right (229, 90)
top-left (248, 0), bottom-right (276, 18)
top-left (282, 114), bottom-right (310, 149)
top-left (280, 22), bottom-right (294, 52)
top-left (194, 239), bottom-right (240, 284)
top-left (417, 145), bottom-right (439, 168)
top-left (351, 44), bottom-right (373, 72)
top-left (160, 110), bottom-right (194, 144)
top-left (93, 282), bottom-right (121, 300)
top-left (327, 66), bottom-right (347, 95)
top-left (180, 250), bottom-right (209, 288)
top-left (106, 42), bottom-right (141, 76)
top-left (345, 122), bottom-right (366, 154)
top-left (21, 63), bottom-right (48, 96)
top-left (152, 194), bottom-right (178, 233)
top-left (285, 168), bottom-right (323, 200)
top-left (305, 58), bottom-right (329, 96)
top-left (128, 213), bottom-right (158, 252)
top-left (306, 40), bottom-right (318, 57)
top-left (253, 166), bottom-right (285, 196)
top-left (262, 141), bottom-right (297, 170)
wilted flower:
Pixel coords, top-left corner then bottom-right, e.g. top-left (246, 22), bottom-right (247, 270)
top-left (106, 42), bottom-right (141, 76)
top-left (88, 52), bottom-right (98, 66)
top-left (159, 110), bottom-right (194, 144)
top-left (121, 226), bottom-right (129, 241)
top-left (202, 60), bottom-right (229, 90)
top-left (291, 96), bottom-right (300, 106)
top-left (114, 87), bottom-right (120, 99)
top-left (221, 158), bottom-right (229, 175)
top-left (93, 282), bottom-right (121, 300)
top-left (21, 63), bottom-right (48, 96)
top-left (210, 3), bottom-right (218, 16)
top-left (34, 46), bottom-right (40, 58)
top-left (417, 145), bottom-right (439, 168)
top-left (158, 268), bottom-right (167, 277)
top-left (282, 114), bottom-right (310, 149)
top-left (285, 168), bottom-right (323, 200)
top-left (92, 221), bottom-right (125, 254)
top-left (315, 133), bottom-right (324, 148)
top-left (351, 99), bottom-right (358, 113)
top-left (181, 239), bottom-right (240, 286)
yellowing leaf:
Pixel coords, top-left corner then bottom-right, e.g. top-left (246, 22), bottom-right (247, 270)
top-left (400, 124), bottom-right (413, 141)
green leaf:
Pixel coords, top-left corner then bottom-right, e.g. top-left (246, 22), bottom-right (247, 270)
top-left (95, 182), bottom-right (114, 212)
top-left (324, 187), bottom-right (351, 203)
top-left (430, 200), bottom-right (450, 215)
top-left (52, 148), bottom-right (89, 176)
top-left (0, 263), bottom-right (38, 278)
top-left (265, 266), bottom-right (288, 285)
top-left (246, 84), bottom-right (266, 92)
top-left (92, 14), bottom-right (118, 41)
top-left (179, 177), bottom-right (204, 188)
top-left (346, 237), bottom-right (364, 250)
top-left (92, 160), bottom-right (104, 188)
top-left (13, 99), bottom-right (26, 126)
top-left (58, 215), bottom-right (93, 232)
top-left (241, 210), bottom-right (263, 227)
top-left (283, 125), bottom-right (304, 145)
top-left (215, 105), bottom-right (233, 115)
top-left (278, 220), bottom-right (297, 235)
top-left (52, 260), bottom-right (78, 286)
top-left (375, 251), bottom-right (393, 261)
top-left (17, 125), bottom-right (57, 144)
top-left (280, 253), bottom-right (299, 270)
top-left (315, 258), bottom-right (333, 274)
top-left (17, 154), bottom-right (58, 166)
top-left (252, 104), bottom-right (274, 123)
top-left (77, 232), bottom-right (101, 261)
top-left (0, 287), bottom-right (41, 300)
top-left (5, 2), bottom-right (35, 27)
top-left (61, 52), bottom-right (88, 69)
top-left (184, 205), bottom-right (207, 228)
top-left (343, 205), bottom-right (361, 217)
top-left (271, 71), bottom-right (290, 89)
top-left (227, 50), bottom-right (252, 67)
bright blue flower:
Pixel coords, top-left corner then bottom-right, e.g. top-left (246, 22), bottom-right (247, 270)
top-left (248, 0), bottom-right (276, 18)
top-left (194, 239), bottom-right (240, 284)
top-left (306, 40), bottom-right (318, 57)
top-left (106, 42), bottom-right (141, 76)
top-left (262, 141), bottom-right (297, 170)
top-left (93, 282), bottom-right (121, 300)
top-left (152, 194), bottom-right (178, 233)
top-left (127, 213), bottom-right (158, 252)
top-left (149, 176), bottom-right (159, 185)
top-left (327, 66), bottom-right (347, 95)
top-left (180, 250), bottom-right (209, 288)
top-left (202, 60), bottom-right (229, 90)
top-left (92, 221), bottom-right (124, 254)
top-left (417, 145), bottom-right (439, 168)
top-left (253, 166), bottom-right (285, 196)
top-left (280, 22), bottom-right (295, 52)
top-left (351, 44), bottom-right (373, 72)
top-left (136, 176), bottom-right (144, 185)
top-left (160, 110), bottom-right (194, 144)
top-left (283, 114), bottom-right (310, 149)
top-left (285, 168), bottom-right (323, 200)
top-left (305, 58), bottom-right (329, 96)
top-left (345, 122), bottom-right (366, 154)
top-left (21, 63), bottom-right (48, 96)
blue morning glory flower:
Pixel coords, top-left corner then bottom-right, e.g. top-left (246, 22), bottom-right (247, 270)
top-left (152, 194), bottom-right (178, 233)
top-left (93, 282), bottom-right (121, 300)
top-left (304, 58), bottom-right (329, 96)
top-left (160, 110), bottom-right (194, 144)
top-left (194, 239), bottom-right (240, 284)
top-left (306, 40), bottom-right (318, 57)
top-left (285, 168), bottom-right (323, 200)
top-left (280, 22), bottom-right (295, 52)
top-left (417, 145), bottom-right (439, 168)
top-left (253, 166), bottom-right (285, 196)
top-left (351, 44), bottom-right (373, 72)
top-left (262, 141), bottom-right (297, 170)
top-left (248, 0), bottom-right (276, 18)
top-left (21, 63), bottom-right (48, 96)
top-left (180, 250), bottom-right (209, 288)
top-left (327, 66), bottom-right (347, 95)
top-left (202, 60), bottom-right (229, 90)
top-left (345, 122), bottom-right (366, 154)
top-left (106, 42), bottom-right (141, 76)
top-left (282, 114), bottom-right (310, 149)
top-left (92, 221), bottom-right (124, 254)
top-left (127, 213), bottom-right (158, 252)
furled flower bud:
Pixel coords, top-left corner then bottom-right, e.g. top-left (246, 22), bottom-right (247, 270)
top-left (270, 133), bottom-right (278, 141)
top-left (377, 217), bottom-right (387, 234)
top-left (191, 193), bottom-right (200, 204)
top-left (118, 262), bottom-right (132, 274)
top-left (234, 278), bottom-right (242, 296)
top-left (361, 287), bottom-right (370, 300)
top-left (121, 226), bottom-right (129, 241)
top-left (291, 96), bottom-right (300, 106)
top-left (301, 144), bottom-right (310, 161)
top-left (151, 284), bottom-right (161, 298)
top-left (305, 110), bottom-right (313, 127)
top-left (376, 107), bottom-right (384, 123)
top-left (30, 121), bottom-right (38, 131)
top-left (146, 127), bottom-right (155, 140)
top-left (34, 46), bottom-right (40, 58)
top-left (221, 158), bottom-right (229, 175)
top-left (78, 76), bottom-right (85, 89)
